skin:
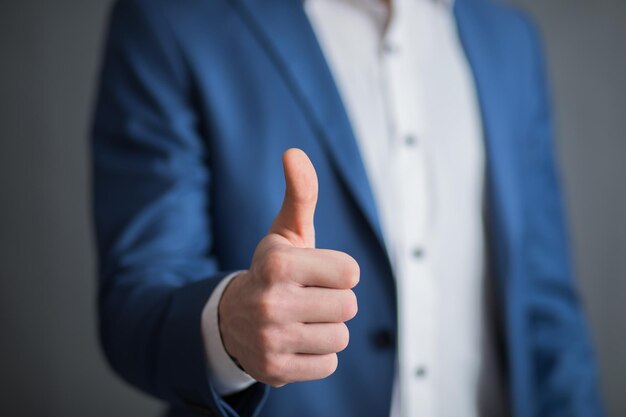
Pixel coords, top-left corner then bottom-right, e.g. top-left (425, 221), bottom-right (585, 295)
top-left (217, 149), bottom-right (360, 387)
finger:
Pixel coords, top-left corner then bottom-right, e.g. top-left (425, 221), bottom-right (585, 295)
top-left (269, 149), bottom-right (318, 248)
top-left (290, 287), bottom-right (358, 323)
top-left (283, 353), bottom-right (338, 383)
top-left (287, 248), bottom-right (359, 289)
top-left (291, 323), bottom-right (350, 355)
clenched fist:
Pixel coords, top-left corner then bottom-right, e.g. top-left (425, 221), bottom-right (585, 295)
top-left (218, 149), bottom-right (360, 387)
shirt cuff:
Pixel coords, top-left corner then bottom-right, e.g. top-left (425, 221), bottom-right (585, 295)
top-left (202, 271), bottom-right (256, 395)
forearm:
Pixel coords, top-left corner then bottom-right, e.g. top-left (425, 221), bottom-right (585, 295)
top-left (99, 268), bottom-right (268, 416)
top-left (520, 12), bottom-right (604, 415)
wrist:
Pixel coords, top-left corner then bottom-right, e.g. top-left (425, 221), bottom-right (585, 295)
top-left (202, 271), bottom-right (255, 395)
top-left (217, 271), bottom-right (247, 367)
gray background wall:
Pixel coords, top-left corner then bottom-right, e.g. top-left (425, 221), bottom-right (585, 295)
top-left (0, 0), bottom-right (623, 416)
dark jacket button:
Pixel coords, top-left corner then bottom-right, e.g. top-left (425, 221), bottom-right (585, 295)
top-left (372, 329), bottom-right (395, 350)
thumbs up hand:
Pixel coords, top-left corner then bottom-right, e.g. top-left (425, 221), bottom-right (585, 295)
top-left (217, 149), bottom-right (360, 387)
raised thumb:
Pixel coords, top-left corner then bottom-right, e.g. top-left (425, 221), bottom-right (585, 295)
top-left (269, 148), bottom-right (318, 248)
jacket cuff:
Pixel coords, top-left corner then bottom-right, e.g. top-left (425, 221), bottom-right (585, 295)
top-left (156, 273), bottom-right (268, 416)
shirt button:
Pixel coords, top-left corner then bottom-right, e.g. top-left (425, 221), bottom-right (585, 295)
top-left (382, 41), bottom-right (399, 55)
top-left (414, 366), bottom-right (428, 378)
top-left (412, 247), bottom-right (425, 259)
top-left (405, 134), bottom-right (418, 146)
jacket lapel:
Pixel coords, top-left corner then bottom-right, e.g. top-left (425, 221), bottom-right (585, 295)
top-left (455, 2), bottom-right (528, 412)
top-left (454, 0), bottom-right (523, 287)
top-left (229, 0), bottom-right (523, 274)
top-left (229, 0), bottom-right (386, 249)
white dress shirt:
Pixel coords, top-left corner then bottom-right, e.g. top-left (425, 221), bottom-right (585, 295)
top-left (202, 0), bottom-right (507, 416)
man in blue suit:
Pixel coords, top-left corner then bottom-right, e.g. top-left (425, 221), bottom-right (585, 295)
top-left (91, 0), bottom-right (603, 416)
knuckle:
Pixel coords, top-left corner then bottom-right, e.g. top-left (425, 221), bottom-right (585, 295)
top-left (256, 294), bottom-right (278, 322)
top-left (258, 355), bottom-right (276, 377)
top-left (259, 354), bottom-right (287, 381)
top-left (257, 327), bottom-right (280, 352)
top-left (260, 249), bottom-right (291, 282)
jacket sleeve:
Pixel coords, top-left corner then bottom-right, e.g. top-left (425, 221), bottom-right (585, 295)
top-left (520, 14), bottom-right (604, 417)
top-left (91, 0), bottom-right (268, 415)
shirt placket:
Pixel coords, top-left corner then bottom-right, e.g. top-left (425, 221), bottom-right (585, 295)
top-left (381, 2), bottom-right (436, 416)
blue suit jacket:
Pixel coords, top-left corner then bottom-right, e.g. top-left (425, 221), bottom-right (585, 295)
top-left (92, 0), bottom-right (603, 416)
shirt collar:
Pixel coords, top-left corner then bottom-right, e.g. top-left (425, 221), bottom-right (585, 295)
top-left (428, 0), bottom-right (455, 9)
top-left (364, 0), bottom-right (455, 11)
